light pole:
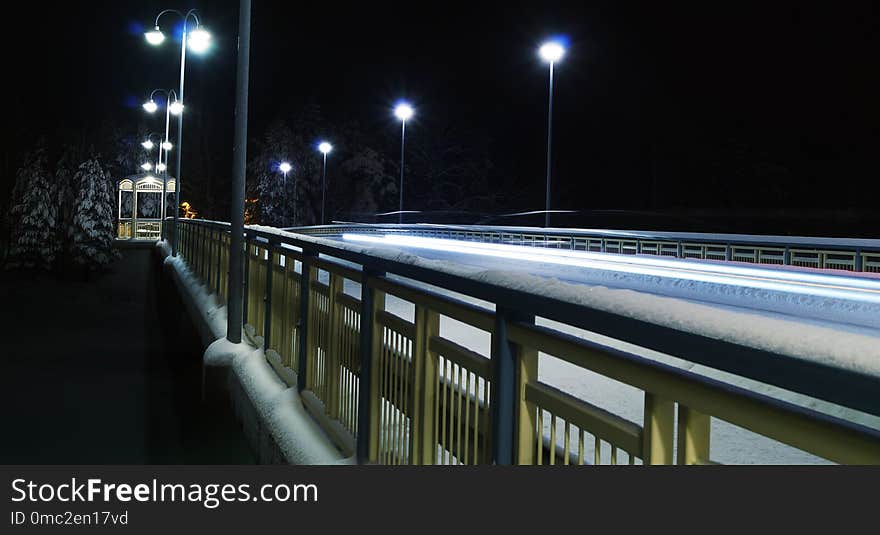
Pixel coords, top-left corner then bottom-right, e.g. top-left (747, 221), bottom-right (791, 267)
top-left (318, 141), bottom-right (332, 224)
top-left (278, 161), bottom-right (295, 225)
top-left (539, 40), bottom-right (565, 228)
top-left (145, 9), bottom-right (211, 256)
top-left (393, 102), bottom-right (413, 224)
top-left (143, 89), bottom-right (180, 240)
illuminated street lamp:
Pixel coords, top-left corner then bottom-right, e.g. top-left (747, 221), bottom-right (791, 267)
top-left (141, 162), bottom-right (153, 171)
top-left (143, 89), bottom-right (179, 241)
top-left (538, 39), bottom-right (565, 227)
top-left (141, 139), bottom-right (155, 150)
top-left (145, 8), bottom-right (211, 256)
top-left (279, 161), bottom-right (292, 176)
top-left (318, 141), bottom-right (332, 224)
top-left (393, 102), bottom-right (413, 224)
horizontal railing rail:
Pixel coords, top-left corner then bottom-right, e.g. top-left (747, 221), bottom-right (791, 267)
top-left (288, 222), bottom-right (880, 273)
top-left (174, 219), bottom-right (880, 465)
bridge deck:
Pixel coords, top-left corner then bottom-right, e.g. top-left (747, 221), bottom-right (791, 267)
top-left (0, 245), bottom-right (253, 463)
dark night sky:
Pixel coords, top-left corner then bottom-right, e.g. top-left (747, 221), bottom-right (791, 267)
top-left (2, 1), bottom-right (879, 226)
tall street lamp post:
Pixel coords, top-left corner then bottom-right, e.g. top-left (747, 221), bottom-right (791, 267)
top-left (143, 89), bottom-right (180, 240)
top-left (318, 141), bottom-right (332, 225)
top-left (393, 102), bottom-right (413, 224)
top-left (539, 40), bottom-right (565, 228)
top-left (145, 9), bottom-right (211, 256)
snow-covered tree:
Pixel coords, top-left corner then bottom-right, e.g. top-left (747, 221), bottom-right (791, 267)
top-left (6, 143), bottom-right (58, 271)
top-left (69, 158), bottom-right (115, 270)
top-left (249, 121), bottom-right (299, 227)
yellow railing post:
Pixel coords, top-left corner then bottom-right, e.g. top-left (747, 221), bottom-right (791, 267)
top-left (676, 405), bottom-right (711, 465)
top-left (326, 272), bottom-right (343, 419)
top-left (366, 285), bottom-right (386, 463)
top-left (515, 343), bottom-right (539, 465)
top-left (642, 393), bottom-right (675, 465)
top-left (412, 306), bottom-right (440, 464)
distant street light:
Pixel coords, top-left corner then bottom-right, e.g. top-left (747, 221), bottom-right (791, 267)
top-left (145, 8), bottom-right (211, 257)
top-left (144, 89), bottom-right (178, 241)
top-left (141, 162), bottom-right (153, 171)
top-left (393, 102), bottom-right (414, 224)
top-left (318, 141), bottom-right (333, 225)
top-left (539, 39), bottom-right (565, 227)
top-left (142, 100), bottom-right (159, 113)
top-left (141, 139), bottom-right (155, 150)
top-left (279, 161), bottom-right (292, 175)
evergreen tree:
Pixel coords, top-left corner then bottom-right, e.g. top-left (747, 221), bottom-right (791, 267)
top-left (69, 158), bottom-right (115, 270)
top-left (6, 143), bottom-right (57, 271)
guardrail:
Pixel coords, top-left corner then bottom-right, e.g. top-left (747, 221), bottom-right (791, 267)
top-left (177, 219), bottom-right (880, 464)
top-left (289, 223), bottom-right (880, 273)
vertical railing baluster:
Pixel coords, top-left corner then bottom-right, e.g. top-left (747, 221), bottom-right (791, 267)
top-left (642, 393), bottom-right (675, 465)
top-left (326, 272), bottom-right (342, 419)
top-left (263, 241), bottom-right (275, 351)
top-left (491, 307), bottom-right (534, 465)
top-left (357, 268), bottom-right (385, 464)
top-left (676, 405), bottom-right (711, 465)
top-left (297, 249), bottom-right (317, 392)
top-left (411, 305), bottom-right (439, 464)
top-left (242, 232), bottom-right (250, 326)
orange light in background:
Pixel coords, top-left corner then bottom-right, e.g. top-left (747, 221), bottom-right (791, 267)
top-left (244, 197), bottom-right (258, 225)
top-left (180, 201), bottom-right (198, 219)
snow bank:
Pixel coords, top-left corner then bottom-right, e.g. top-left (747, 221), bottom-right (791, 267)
top-left (158, 241), bottom-right (348, 465)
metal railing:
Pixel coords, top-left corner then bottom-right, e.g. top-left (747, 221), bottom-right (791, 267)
top-left (289, 223), bottom-right (880, 274)
top-left (176, 220), bottom-right (880, 464)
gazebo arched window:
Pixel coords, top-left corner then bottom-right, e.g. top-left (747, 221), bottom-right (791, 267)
top-left (117, 173), bottom-right (176, 240)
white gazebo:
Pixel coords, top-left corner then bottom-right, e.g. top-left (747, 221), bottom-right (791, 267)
top-left (117, 173), bottom-right (176, 240)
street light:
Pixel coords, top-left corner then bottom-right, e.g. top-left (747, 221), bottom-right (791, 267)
top-left (279, 161), bottom-right (292, 176)
top-left (144, 89), bottom-right (179, 241)
top-left (145, 8), bottom-right (211, 257)
top-left (169, 101), bottom-right (184, 116)
top-left (393, 102), bottom-right (413, 224)
top-left (539, 39), bottom-right (565, 227)
top-left (141, 139), bottom-right (155, 150)
top-left (142, 100), bottom-right (159, 113)
top-left (141, 162), bottom-right (153, 171)
top-left (318, 141), bottom-right (333, 224)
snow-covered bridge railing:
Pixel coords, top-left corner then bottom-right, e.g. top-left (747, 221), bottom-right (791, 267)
top-left (177, 219), bottom-right (880, 464)
top-left (291, 223), bottom-right (880, 273)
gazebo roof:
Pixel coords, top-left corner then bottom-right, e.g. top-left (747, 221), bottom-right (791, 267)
top-left (120, 172), bottom-right (177, 184)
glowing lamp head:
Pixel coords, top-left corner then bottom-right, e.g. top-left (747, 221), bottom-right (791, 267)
top-left (145, 26), bottom-right (165, 46)
top-left (539, 41), bottom-right (566, 63)
top-left (318, 142), bottom-right (333, 155)
top-left (141, 162), bottom-right (153, 171)
top-left (187, 27), bottom-right (212, 53)
top-left (157, 163), bottom-right (167, 172)
top-left (169, 101), bottom-right (184, 116)
top-left (394, 103), bottom-right (414, 122)
top-left (142, 100), bottom-right (158, 113)
top-left (141, 140), bottom-right (154, 150)
top-left (279, 162), bottom-right (292, 175)
top-left (161, 141), bottom-right (173, 151)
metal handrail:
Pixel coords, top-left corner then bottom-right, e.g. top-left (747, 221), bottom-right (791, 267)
top-left (173, 219), bottom-right (880, 464)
